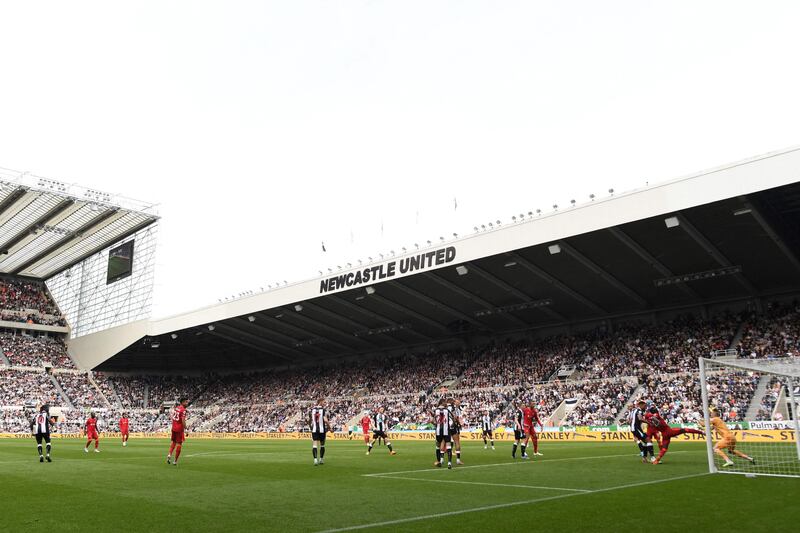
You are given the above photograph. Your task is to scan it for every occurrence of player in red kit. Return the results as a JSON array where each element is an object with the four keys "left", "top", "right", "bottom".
[
  {"left": 360, "top": 413, "right": 371, "bottom": 444},
  {"left": 645, "top": 406, "right": 704, "bottom": 464},
  {"left": 167, "top": 397, "right": 189, "bottom": 466},
  {"left": 84, "top": 412, "right": 100, "bottom": 453},
  {"left": 523, "top": 401, "right": 543, "bottom": 457},
  {"left": 119, "top": 413, "right": 130, "bottom": 447}
]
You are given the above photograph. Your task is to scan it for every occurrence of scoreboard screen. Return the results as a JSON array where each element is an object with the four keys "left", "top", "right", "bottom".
[{"left": 107, "top": 240, "right": 135, "bottom": 284}]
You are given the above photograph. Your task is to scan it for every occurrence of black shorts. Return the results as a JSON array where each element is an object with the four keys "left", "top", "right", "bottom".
[
  {"left": 311, "top": 432, "right": 326, "bottom": 443},
  {"left": 482, "top": 429, "right": 493, "bottom": 437},
  {"left": 632, "top": 427, "right": 647, "bottom": 441},
  {"left": 450, "top": 426, "right": 461, "bottom": 436},
  {"left": 373, "top": 430, "right": 387, "bottom": 439},
  {"left": 35, "top": 432, "right": 51, "bottom": 445},
  {"left": 514, "top": 429, "right": 526, "bottom": 441},
  {"left": 436, "top": 434, "right": 451, "bottom": 445}
]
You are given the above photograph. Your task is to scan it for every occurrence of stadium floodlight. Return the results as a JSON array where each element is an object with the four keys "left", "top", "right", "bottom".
[
  {"left": 570, "top": 199, "right": 576, "bottom": 207},
  {"left": 439, "top": 237, "right": 444, "bottom": 242},
  {"left": 488, "top": 223, "right": 493, "bottom": 228},
  {"left": 347, "top": 263, "right": 352, "bottom": 268},
  {"left": 590, "top": 194, "right": 595, "bottom": 200},
  {"left": 552, "top": 204, "right": 558, "bottom": 211},
  {"left": 294, "top": 304, "right": 303, "bottom": 312},
  {"left": 504, "top": 261, "right": 517, "bottom": 267},
  {"left": 733, "top": 208, "right": 752, "bottom": 216},
  {"left": 608, "top": 188, "right": 614, "bottom": 195},
  {"left": 548, "top": 244, "right": 561, "bottom": 255},
  {"left": 455, "top": 265, "right": 468, "bottom": 276},
  {"left": 426, "top": 240, "right": 431, "bottom": 246},
  {"left": 452, "top": 233, "right": 458, "bottom": 237},
  {"left": 495, "top": 220, "right": 501, "bottom": 225},
  {"left": 318, "top": 271, "right": 323, "bottom": 276},
  {"left": 664, "top": 216, "right": 680, "bottom": 228},
  {"left": 170, "top": 333, "right": 178, "bottom": 339},
  {"left": 207, "top": 325, "right": 215, "bottom": 331},
  {"left": 151, "top": 341, "right": 160, "bottom": 348},
  {"left": 474, "top": 226, "right": 479, "bottom": 231},
  {"left": 699, "top": 357, "right": 800, "bottom": 478},
  {"left": 414, "top": 243, "right": 419, "bottom": 249},
  {"left": 480, "top": 225, "right": 486, "bottom": 230},
  {"left": 248, "top": 316, "right": 256, "bottom": 322},
  {"left": 401, "top": 247, "right": 406, "bottom": 252},
  {"left": 368, "top": 256, "right": 373, "bottom": 262},
  {"left": 536, "top": 209, "right": 541, "bottom": 215},
  {"left": 365, "top": 286, "right": 376, "bottom": 295}
]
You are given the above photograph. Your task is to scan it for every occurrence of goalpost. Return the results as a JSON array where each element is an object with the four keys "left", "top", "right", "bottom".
[{"left": 698, "top": 357, "right": 800, "bottom": 478}]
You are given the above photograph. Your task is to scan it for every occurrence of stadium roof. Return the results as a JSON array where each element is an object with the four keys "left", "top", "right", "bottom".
[
  {"left": 88, "top": 146, "right": 800, "bottom": 373},
  {"left": 0, "top": 168, "right": 158, "bottom": 279}
]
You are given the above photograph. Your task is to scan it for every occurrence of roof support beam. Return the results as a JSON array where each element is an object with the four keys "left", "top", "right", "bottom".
[
  {"left": 465, "top": 264, "right": 567, "bottom": 322},
  {"left": 277, "top": 307, "right": 371, "bottom": 350},
  {"left": 0, "top": 187, "right": 28, "bottom": 219},
  {"left": 607, "top": 227, "right": 701, "bottom": 300},
  {"left": 206, "top": 328, "right": 292, "bottom": 362},
  {"left": 300, "top": 302, "right": 385, "bottom": 348},
  {"left": 0, "top": 198, "right": 75, "bottom": 254},
  {"left": 231, "top": 316, "right": 337, "bottom": 358},
  {"left": 675, "top": 214, "right": 758, "bottom": 295},
  {"left": 305, "top": 300, "right": 420, "bottom": 344},
  {"left": 559, "top": 241, "right": 648, "bottom": 308},
  {"left": 328, "top": 294, "right": 434, "bottom": 342},
  {"left": 212, "top": 323, "right": 300, "bottom": 361},
  {"left": 506, "top": 252, "right": 607, "bottom": 314},
  {"left": 739, "top": 195, "right": 800, "bottom": 274},
  {"left": 391, "top": 281, "right": 490, "bottom": 331},
  {"left": 11, "top": 208, "right": 119, "bottom": 275},
  {"left": 253, "top": 312, "right": 354, "bottom": 353},
  {"left": 370, "top": 294, "right": 450, "bottom": 334},
  {"left": 423, "top": 272, "right": 530, "bottom": 328}
]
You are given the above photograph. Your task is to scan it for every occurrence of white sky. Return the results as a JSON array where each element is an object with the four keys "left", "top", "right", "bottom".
[{"left": 1, "top": 1, "right": 798, "bottom": 318}]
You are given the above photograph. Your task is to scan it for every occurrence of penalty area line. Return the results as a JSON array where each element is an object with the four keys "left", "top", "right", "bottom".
[
  {"left": 362, "top": 450, "right": 691, "bottom": 477},
  {"left": 317, "top": 472, "right": 710, "bottom": 532},
  {"left": 370, "top": 475, "right": 591, "bottom": 492}
]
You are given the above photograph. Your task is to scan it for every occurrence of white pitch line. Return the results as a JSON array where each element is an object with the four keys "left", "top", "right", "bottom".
[
  {"left": 317, "top": 472, "right": 710, "bottom": 532},
  {"left": 372, "top": 476, "right": 591, "bottom": 492},
  {"left": 362, "top": 451, "right": 691, "bottom": 477}
]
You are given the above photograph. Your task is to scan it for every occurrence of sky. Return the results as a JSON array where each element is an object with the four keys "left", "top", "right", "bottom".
[{"left": 0, "top": 1, "right": 798, "bottom": 318}]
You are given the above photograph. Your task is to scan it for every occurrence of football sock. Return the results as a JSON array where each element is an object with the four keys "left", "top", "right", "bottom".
[
  {"left": 169, "top": 442, "right": 176, "bottom": 456},
  {"left": 312, "top": 445, "right": 318, "bottom": 459},
  {"left": 447, "top": 449, "right": 452, "bottom": 462},
  {"left": 387, "top": 443, "right": 393, "bottom": 452},
  {"left": 320, "top": 446, "right": 325, "bottom": 459},
  {"left": 521, "top": 445, "right": 527, "bottom": 456},
  {"left": 37, "top": 444, "right": 42, "bottom": 457},
  {"left": 174, "top": 445, "right": 182, "bottom": 462},
  {"left": 637, "top": 442, "right": 644, "bottom": 454},
  {"left": 436, "top": 448, "right": 442, "bottom": 462},
  {"left": 512, "top": 443, "right": 518, "bottom": 457},
  {"left": 46, "top": 443, "right": 51, "bottom": 456}
]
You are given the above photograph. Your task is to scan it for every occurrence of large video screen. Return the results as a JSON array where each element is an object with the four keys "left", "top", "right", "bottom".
[{"left": 107, "top": 240, "right": 134, "bottom": 284}]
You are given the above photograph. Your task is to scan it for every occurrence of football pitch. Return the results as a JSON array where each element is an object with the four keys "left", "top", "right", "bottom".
[{"left": 2, "top": 438, "right": 798, "bottom": 532}]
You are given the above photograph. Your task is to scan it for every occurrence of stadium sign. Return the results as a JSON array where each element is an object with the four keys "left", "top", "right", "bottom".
[{"left": 319, "top": 246, "right": 457, "bottom": 294}]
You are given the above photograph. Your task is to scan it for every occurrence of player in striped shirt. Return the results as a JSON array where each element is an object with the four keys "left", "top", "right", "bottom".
[
  {"left": 432, "top": 400, "right": 453, "bottom": 469},
  {"left": 309, "top": 399, "right": 329, "bottom": 466},
  {"left": 481, "top": 409, "right": 495, "bottom": 450},
  {"left": 448, "top": 399, "right": 464, "bottom": 465},
  {"left": 366, "top": 407, "right": 396, "bottom": 455},
  {"left": 31, "top": 404, "right": 56, "bottom": 463},
  {"left": 511, "top": 403, "right": 527, "bottom": 459}
]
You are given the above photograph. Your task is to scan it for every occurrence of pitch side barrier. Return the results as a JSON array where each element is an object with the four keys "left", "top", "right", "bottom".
[{"left": 1, "top": 430, "right": 795, "bottom": 443}]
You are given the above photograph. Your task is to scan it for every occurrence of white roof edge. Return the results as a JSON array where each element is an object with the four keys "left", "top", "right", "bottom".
[{"left": 146, "top": 145, "right": 800, "bottom": 336}]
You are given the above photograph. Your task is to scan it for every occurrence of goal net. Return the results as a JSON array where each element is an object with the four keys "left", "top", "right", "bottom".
[{"left": 698, "top": 357, "right": 800, "bottom": 478}]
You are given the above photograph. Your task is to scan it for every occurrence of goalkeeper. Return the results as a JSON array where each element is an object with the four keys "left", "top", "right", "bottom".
[{"left": 699, "top": 408, "right": 756, "bottom": 468}]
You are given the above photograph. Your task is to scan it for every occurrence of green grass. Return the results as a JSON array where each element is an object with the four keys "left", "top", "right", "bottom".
[{"left": 2, "top": 438, "right": 798, "bottom": 532}]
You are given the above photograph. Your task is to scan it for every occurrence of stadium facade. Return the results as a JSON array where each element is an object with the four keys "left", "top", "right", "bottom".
[{"left": 60, "top": 146, "right": 800, "bottom": 373}]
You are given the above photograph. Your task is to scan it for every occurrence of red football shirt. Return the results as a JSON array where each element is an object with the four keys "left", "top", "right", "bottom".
[
  {"left": 119, "top": 418, "right": 129, "bottom": 432},
  {"left": 171, "top": 405, "right": 187, "bottom": 432},
  {"left": 85, "top": 418, "right": 98, "bottom": 433},
  {"left": 645, "top": 412, "right": 669, "bottom": 432},
  {"left": 360, "top": 416, "right": 371, "bottom": 429},
  {"left": 522, "top": 407, "right": 534, "bottom": 428}
]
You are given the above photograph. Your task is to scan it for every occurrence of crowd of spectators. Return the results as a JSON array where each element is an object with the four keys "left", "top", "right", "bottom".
[
  {"left": 2, "top": 306, "right": 798, "bottom": 433},
  {"left": 0, "top": 333, "right": 74, "bottom": 368},
  {"left": 738, "top": 303, "right": 800, "bottom": 359},
  {"left": 756, "top": 376, "right": 783, "bottom": 421},
  {"left": 0, "top": 278, "right": 61, "bottom": 316}
]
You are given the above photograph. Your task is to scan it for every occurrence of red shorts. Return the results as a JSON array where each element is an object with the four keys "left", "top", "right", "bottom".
[
  {"left": 362, "top": 427, "right": 370, "bottom": 434},
  {"left": 171, "top": 430, "right": 185, "bottom": 444},
  {"left": 121, "top": 431, "right": 129, "bottom": 436},
  {"left": 87, "top": 431, "right": 99, "bottom": 440},
  {"left": 524, "top": 426, "right": 535, "bottom": 436}
]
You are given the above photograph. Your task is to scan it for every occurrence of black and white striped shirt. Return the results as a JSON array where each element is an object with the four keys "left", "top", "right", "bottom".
[
  {"left": 481, "top": 414, "right": 492, "bottom": 431},
  {"left": 31, "top": 411, "right": 52, "bottom": 434},
  {"left": 434, "top": 408, "right": 452, "bottom": 437},
  {"left": 514, "top": 408, "right": 524, "bottom": 430},
  {"left": 630, "top": 408, "right": 644, "bottom": 432},
  {"left": 310, "top": 406, "right": 326, "bottom": 433},
  {"left": 374, "top": 413, "right": 387, "bottom": 432}
]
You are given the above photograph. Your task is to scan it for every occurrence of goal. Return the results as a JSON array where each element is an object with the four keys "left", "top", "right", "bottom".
[{"left": 698, "top": 356, "right": 800, "bottom": 478}]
